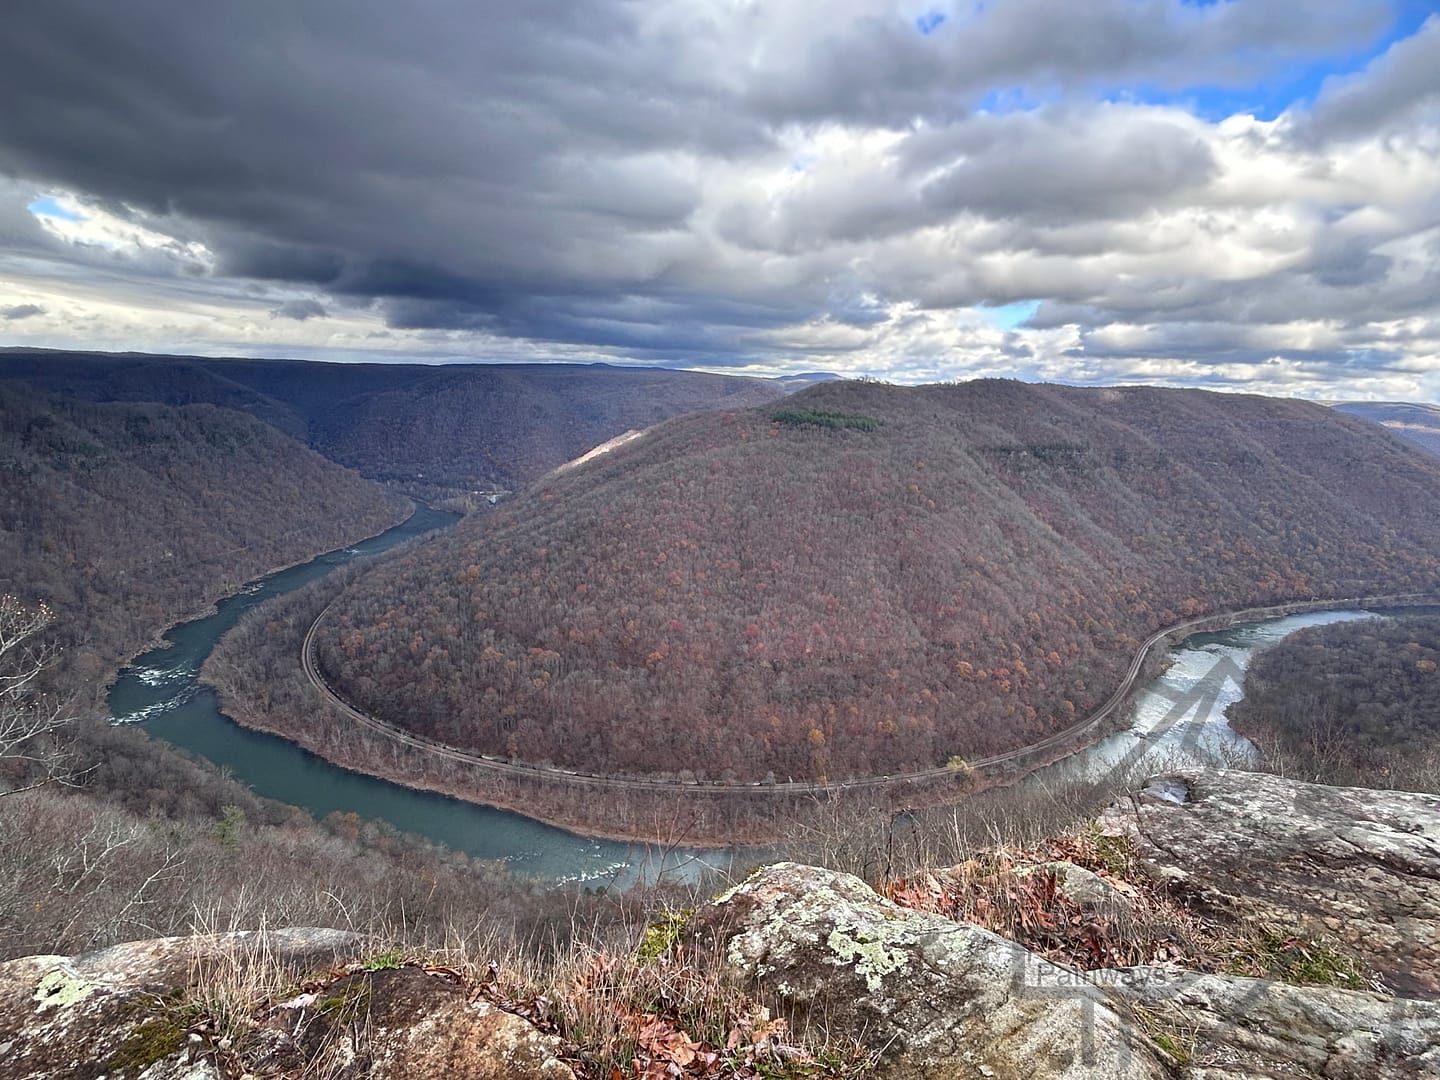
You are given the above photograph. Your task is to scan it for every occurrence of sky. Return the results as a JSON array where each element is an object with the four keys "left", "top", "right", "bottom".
[{"left": 1, "top": 0, "right": 1439, "bottom": 400}]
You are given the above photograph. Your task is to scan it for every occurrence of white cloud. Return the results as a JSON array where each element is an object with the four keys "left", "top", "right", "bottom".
[{"left": 0, "top": 2, "right": 1437, "bottom": 401}]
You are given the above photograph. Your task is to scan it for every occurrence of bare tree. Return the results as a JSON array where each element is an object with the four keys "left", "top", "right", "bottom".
[{"left": 0, "top": 595, "right": 71, "bottom": 795}]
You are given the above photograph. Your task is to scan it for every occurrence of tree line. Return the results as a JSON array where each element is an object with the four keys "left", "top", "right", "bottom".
[{"left": 1229, "top": 613, "right": 1440, "bottom": 790}]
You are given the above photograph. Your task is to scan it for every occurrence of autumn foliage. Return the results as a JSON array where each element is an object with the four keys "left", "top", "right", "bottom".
[
  {"left": 0, "top": 384, "right": 407, "bottom": 701},
  {"left": 316, "top": 380, "right": 1440, "bottom": 782},
  {"left": 1229, "top": 613, "right": 1440, "bottom": 779}
]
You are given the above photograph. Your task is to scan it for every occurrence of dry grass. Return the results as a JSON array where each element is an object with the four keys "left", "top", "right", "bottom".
[
  {"left": 877, "top": 816, "right": 1370, "bottom": 993},
  {"left": 147, "top": 899, "right": 872, "bottom": 1080},
  {"left": 399, "top": 905, "right": 875, "bottom": 1079},
  {"left": 773, "top": 752, "right": 1171, "bottom": 884}
]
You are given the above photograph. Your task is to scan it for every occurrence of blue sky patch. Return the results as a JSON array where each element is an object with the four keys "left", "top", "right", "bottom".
[
  {"left": 28, "top": 195, "right": 84, "bottom": 222},
  {"left": 1117, "top": 4, "right": 1434, "bottom": 122},
  {"left": 915, "top": 10, "right": 946, "bottom": 36},
  {"left": 980, "top": 300, "right": 1039, "bottom": 331}
]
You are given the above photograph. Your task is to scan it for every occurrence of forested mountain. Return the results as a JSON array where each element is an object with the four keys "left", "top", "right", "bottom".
[
  {"left": 1230, "top": 614, "right": 1440, "bottom": 787},
  {"left": 0, "top": 385, "right": 407, "bottom": 701},
  {"left": 315, "top": 381, "right": 1440, "bottom": 783},
  {"left": 0, "top": 348, "right": 783, "bottom": 496},
  {"left": 1331, "top": 401, "right": 1440, "bottom": 460}
]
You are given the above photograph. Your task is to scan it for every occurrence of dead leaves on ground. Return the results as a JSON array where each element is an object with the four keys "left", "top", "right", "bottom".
[
  {"left": 613, "top": 984, "right": 853, "bottom": 1079},
  {"left": 879, "top": 835, "right": 1207, "bottom": 974},
  {"left": 479, "top": 948, "right": 862, "bottom": 1079},
  {"left": 593, "top": 1000, "right": 845, "bottom": 1079}
]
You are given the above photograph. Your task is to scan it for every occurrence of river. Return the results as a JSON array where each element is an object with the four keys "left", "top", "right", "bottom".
[
  {"left": 108, "top": 507, "right": 1424, "bottom": 879},
  {"left": 1018, "top": 608, "right": 1402, "bottom": 793},
  {"left": 107, "top": 506, "right": 726, "bottom": 885}
]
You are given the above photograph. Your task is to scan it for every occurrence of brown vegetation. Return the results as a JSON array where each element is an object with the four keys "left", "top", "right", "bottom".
[
  {"left": 0, "top": 348, "right": 783, "bottom": 498},
  {"left": 0, "top": 384, "right": 408, "bottom": 704},
  {"left": 314, "top": 380, "right": 1440, "bottom": 783},
  {"left": 1230, "top": 613, "right": 1440, "bottom": 791}
]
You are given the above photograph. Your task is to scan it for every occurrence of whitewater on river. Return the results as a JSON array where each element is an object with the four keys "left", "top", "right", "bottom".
[{"left": 108, "top": 506, "right": 1418, "bottom": 883}]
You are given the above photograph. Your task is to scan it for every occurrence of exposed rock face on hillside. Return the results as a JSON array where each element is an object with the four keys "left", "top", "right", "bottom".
[
  {"left": 0, "top": 929, "right": 571, "bottom": 1080},
  {"left": 1100, "top": 770, "right": 1440, "bottom": 998}
]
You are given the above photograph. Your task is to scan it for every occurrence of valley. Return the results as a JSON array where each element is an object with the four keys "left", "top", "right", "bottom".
[
  {"left": 0, "top": 348, "right": 783, "bottom": 501},
  {"left": 7, "top": 363, "right": 1440, "bottom": 1077},
  {"left": 0, "top": 383, "right": 409, "bottom": 708},
  {"left": 10, "top": 10, "right": 1440, "bottom": 1072}
]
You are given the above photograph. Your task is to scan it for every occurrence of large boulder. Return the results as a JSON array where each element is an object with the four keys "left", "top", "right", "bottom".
[
  {"left": 686, "top": 860, "right": 1440, "bottom": 1080},
  {"left": 251, "top": 966, "right": 573, "bottom": 1079},
  {"left": 0, "top": 929, "right": 571, "bottom": 1080},
  {"left": 686, "top": 861, "right": 1177, "bottom": 1079},
  {"left": 1100, "top": 770, "right": 1440, "bottom": 997},
  {"left": 0, "top": 928, "right": 358, "bottom": 1080}
]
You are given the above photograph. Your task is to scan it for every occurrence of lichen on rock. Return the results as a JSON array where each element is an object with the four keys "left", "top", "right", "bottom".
[
  {"left": 32, "top": 966, "right": 97, "bottom": 1013},
  {"left": 687, "top": 861, "right": 1176, "bottom": 1080},
  {"left": 1101, "top": 769, "right": 1440, "bottom": 997}
]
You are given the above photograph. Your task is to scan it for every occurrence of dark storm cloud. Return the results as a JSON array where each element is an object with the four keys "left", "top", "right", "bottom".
[
  {"left": 1, "top": 304, "right": 44, "bottom": 320},
  {"left": 0, "top": 0, "right": 755, "bottom": 348},
  {"left": 0, "top": 0, "right": 1432, "bottom": 386},
  {"left": 270, "top": 298, "right": 327, "bottom": 321},
  {"left": 384, "top": 283, "right": 815, "bottom": 363}
]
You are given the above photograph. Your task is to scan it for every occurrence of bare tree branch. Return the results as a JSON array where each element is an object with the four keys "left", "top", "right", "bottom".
[{"left": 0, "top": 595, "right": 72, "bottom": 795}]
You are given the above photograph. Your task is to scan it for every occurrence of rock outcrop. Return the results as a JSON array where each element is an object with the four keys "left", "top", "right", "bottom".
[
  {"left": 688, "top": 860, "right": 1440, "bottom": 1080},
  {"left": 0, "top": 928, "right": 358, "bottom": 1080},
  {"left": 0, "top": 929, "right": 572, "bottom": 1080},
  {"left": 687, "top": 862, "right": 1177, "bottom": 1080},
  {"left": 1112, "top": 966, "right": 1440, "bottom": 1079},
  {"left": 249, "top": 966, "right": 573, "bottom": 1079},
  {"left": 1100, "top": 770, "right": 1440, "bottom": 998},
  {"left": 3, "top": 770, "right": 1437, "bottom": 1080}
]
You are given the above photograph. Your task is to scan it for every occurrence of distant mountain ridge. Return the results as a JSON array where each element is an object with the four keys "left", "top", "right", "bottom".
[
  {"left": 313, "top": 380, "right": 1440, "bottom": 783},
  {"left": 0, "top": 384, "right": 407, "bottom": 702},
  {"left": 1330, "top": 401, "right": 1440, "bottom": 459},
  {"left": 0, "top": 348, "right": 784, "bottom": 497}
]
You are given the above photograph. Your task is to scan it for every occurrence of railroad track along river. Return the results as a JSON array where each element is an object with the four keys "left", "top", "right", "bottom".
[{"left": 300, "top": 591, "right": 1440, "bottom": 799}]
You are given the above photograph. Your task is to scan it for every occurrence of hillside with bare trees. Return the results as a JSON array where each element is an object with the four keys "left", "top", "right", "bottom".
[
  {"left": 0, "top": 385, "right": 407, "bottom": 701},
  {"left": 0, "top": 348, "right": 783, "bottom": 499},
  {"left": 315, "top": 381, "right": 1440, "bottom": 782}
]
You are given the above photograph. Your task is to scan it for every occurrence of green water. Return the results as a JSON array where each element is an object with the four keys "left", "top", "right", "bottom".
[
  {"left": 112, "top": 502, "right": 1426, "bottom": 877},
  {"left": 108, "top": 505, "right": 729, "bottom": 885}
]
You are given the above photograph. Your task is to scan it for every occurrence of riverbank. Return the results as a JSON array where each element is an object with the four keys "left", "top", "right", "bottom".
[
  {"left": 114, "top": 508, "right": 731, "bottom": 881},
  {"left": 60, "top": 495, "right": 411, "bottom": 719},
  {"left": 203, "top": 537, "right": 1440, "bottom": 844},
  {"left": 91, "top": 496, "right": 414, "bottom": 712}
]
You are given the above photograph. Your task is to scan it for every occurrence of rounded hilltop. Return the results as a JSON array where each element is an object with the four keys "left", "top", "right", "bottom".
[{"left": 314, "top": 379, "right": 1440, "bottom": 783}]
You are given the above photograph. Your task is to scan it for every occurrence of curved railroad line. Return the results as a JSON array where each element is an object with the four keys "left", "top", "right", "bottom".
[{"left": 300, "top": 591, "right": 1440, "bottom": 798}]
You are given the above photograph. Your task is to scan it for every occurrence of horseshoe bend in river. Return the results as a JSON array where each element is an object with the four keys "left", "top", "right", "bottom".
[{"left": 107, "top": 505, "right": 1435, "bottom": 883}]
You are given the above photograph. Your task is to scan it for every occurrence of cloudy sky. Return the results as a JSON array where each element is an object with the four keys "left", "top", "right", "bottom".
[{"left": 1, "top": 1, "right": 1438, "bottom": 398}]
